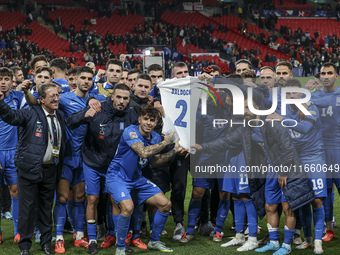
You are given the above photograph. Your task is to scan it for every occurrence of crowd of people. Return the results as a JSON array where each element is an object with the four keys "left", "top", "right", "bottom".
[
  {"left": 0, "top": 50, "right": 339, "bottom": 255},
  {"left": 4, "top": 0, "right": 340, "bottom": 80}
]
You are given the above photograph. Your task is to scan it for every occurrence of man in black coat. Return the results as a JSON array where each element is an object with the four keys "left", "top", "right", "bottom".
[
  {"left": 66, "top": 84, "right": 138, "bottom": 253},
  {"left": 0, "top": 83, "right": 66, "bottom": 255}
]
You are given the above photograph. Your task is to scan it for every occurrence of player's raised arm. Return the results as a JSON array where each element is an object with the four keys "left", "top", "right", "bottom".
[{"left": 130, "top": 131, "right": 175, "bottom": 159}]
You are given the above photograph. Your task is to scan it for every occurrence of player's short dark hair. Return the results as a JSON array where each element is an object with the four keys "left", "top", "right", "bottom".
[
  {"left": 284, "top": 78, "right": 301, "bottom": 88},
  {"left": 114, "top": 83, "right": 130, "bottom": 93},
  {"left": 140, "top": 105, "right": 159, "bottom": 119},
  {"left": 241, "top": 70, "right": 256, "bottom": 83},
  {"left": 276, "top": 61, "right": 293, "bottom": 71},
  {"left": 314, "top": 72, "right": 320, "bottom": 79},
  {"left": 209, "top": 65, "right": 221, "bottom": 76},
  {"left": 50, "top": 58, "right": 68, "bottom": 72},
  {"left": 235, "top": 59, "right": 252, "bottom": 70},
  {"left": 35, "top": 66, "right": 53, "bottom": 78},
  {"left": 173, "top": 62, "right": 187, "bottom": 69},
  {"left": 122, "top": 68, "right": 129, "bottom": 72},
  {"left": 76, "top": 66, "right": 94, "bottom": 77},
  {"left": 10, "top": 66, "right": 22, "bottom": 75},
  {"left": 29, "top": 55, "right": 48, "bottom": 71},
  {"left": 38, "top": 83, "right": 57, "bottom": 98},
  {"left": 136, "top": 73, "right": 152, "bottom": 86},
  {"left": 321, "top": 62, "right": 337, "bottom": 72},
  {"left": 106, "top": 58, "right": 123, "bottom": 71},
  {"left": 0, "top": 67, "right": 13, "bottom": 79},
  {"left": 147, "top": 64, "right": 163, "bottom": 74},
  {"left": 67, "top": 66, "right": 79, "bottom": 76},
  {"left": 128, "top": 68, "right": 142, "bottom": 77}
]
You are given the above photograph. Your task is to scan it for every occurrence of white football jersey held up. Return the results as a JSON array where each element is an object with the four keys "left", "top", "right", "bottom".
[{"left": 158, "top": 77, "right": 204, "bottom": 153}]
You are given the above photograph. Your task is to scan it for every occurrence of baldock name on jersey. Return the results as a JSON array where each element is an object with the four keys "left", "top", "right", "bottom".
[{"left": 171, "top": 89, "right": 191, "bottom": 96}]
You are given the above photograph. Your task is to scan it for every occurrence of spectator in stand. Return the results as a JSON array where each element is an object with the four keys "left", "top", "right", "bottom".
[
  {"left": 0, "top": 39, "right": 6, "bottom": 50},
  {"left": 56, "top": 16, "right": 62, "bottom": 33},
  {"left": 90, "top": 17, "right": 97, "bottom": 26},
  {"left": 120, "top": 54, "right": 131, "bottom": 70},
  {"left": 270, "top": 54, "right": 276, "bottom": 63},
  {"left": 53, "top": 21, "right": 60, "bottom": 35},
  {"left": 83, "top": 18, "right": 89, "bottom": 26},
  {"left": 70, "top": 55, "right": 76, "bottom": 65},
  {"left": 69, "top": 43, "right": 75, "bottom": 54}
]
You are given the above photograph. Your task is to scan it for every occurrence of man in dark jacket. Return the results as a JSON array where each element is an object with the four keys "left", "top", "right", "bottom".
[
  {"left": 67, "top": 84, "right": 138, "bottom": 253},
  {"left": 0, "top": 83, "right": 66, "bottom": 255},
  {"left": 193, "top": 90, "right": 314, "bottom": 255}
]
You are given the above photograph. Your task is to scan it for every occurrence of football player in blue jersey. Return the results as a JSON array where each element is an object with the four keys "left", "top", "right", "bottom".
[
  {"left": 29, "top": 55, "right": 48, "bottom": 76},
  {"left": 312, "top": 62, "right": 340, "bottom": 243},
  {"left": 193, "top": 89, "right": 314, "bottom": 255},
  {"left": 21, "top": 66, "right": 53, "bottom": 108},
  {"left": 259, "top": 66, "right": 276, "bottom": 92},
  {"left": 106, "top": 105, "right": 185, "bottom": 255},
  {"left": 67, "top": 67, "right": 78, "bottom": 91},
  {"left": 179, "top": 92, "right": 231, "bottom": 245},
  {"left": 67, "top": 83, "right": 139, "bottom": 254},
  {"left": 52, "top": 66, "right": 105, "bottom": 253},
  {"left": 50, "top": 58, "right": 70, "bottom": 93},
  {"left": 0, "top": 67, "right": 25, "bottom": 244},
  {"left": 127, "top": 68, "right": 142, "bottom": 94},
  {"left": 95, "top": 59, "right": 123, "bottom": 97},
  {"left": 267, "top": 79, "right": 326, "bottom": 254}
]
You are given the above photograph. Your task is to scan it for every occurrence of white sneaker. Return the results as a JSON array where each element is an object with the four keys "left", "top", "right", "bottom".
[
  {"left": 221, "top": 235, "right": 245, "bottom": 247},
  {"left": 237, "top": 240, "right": 258, "bottom": 251},
  {"left": 293, "top": 234, "right": 303, "bottom": 245},
  {"left": 172, "top": 223, "right": 185, "bottom": 241},
  {"left": 295, "top": 240, "right": 313, "bottom": 250},
  {"left": 314, "top": 240, "right": 323, "bottom": 254}
]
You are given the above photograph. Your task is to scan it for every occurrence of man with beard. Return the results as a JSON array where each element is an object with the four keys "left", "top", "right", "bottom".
[
  {"left": 10, "top": 66, "right": 24, "bottom": 89},
  {"left": 67, "top": 84, "right": 138, "bottom": 254},
  {"left": 312, "top": 62, "right": 340, "bottom": 243}
]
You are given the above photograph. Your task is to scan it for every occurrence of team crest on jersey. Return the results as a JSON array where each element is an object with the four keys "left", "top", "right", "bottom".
[
  {"left": 138, "top": 157, "right": 148, "bottom": 166},
  {"left": 121, "top": 192, "right": 125, "bottom": 197},
  {"left": 130, "top": 132, "right": 137, "bottom": 139},
  {"left": 35, "top": 123, "right": 43, "bottom": 137},
  {"left": 336, "top": 96, "right": 340, "bottom": 106},
  {"left": 99, "top": 126, "right": 105, "bottom": 139}
]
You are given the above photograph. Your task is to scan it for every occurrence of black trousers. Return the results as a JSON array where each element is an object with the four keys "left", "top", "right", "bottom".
[
  {"left": 170, "top": 156, "right": 189, "bottom": 224},
  {"left": 1, "top": 183, "right": 11, "bottom": 212},
  {"left": 18, "top": 165, "right": 57, "bottom": 251}
]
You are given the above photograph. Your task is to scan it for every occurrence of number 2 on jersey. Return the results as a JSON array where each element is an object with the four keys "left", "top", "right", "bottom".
[{"left": 174, "top": 100, "right": 187, "bottom": 128}]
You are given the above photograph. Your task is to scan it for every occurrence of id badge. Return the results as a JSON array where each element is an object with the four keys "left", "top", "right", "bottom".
[{"left": 52, "top": 145, "right": 60, "bottom": 157}]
